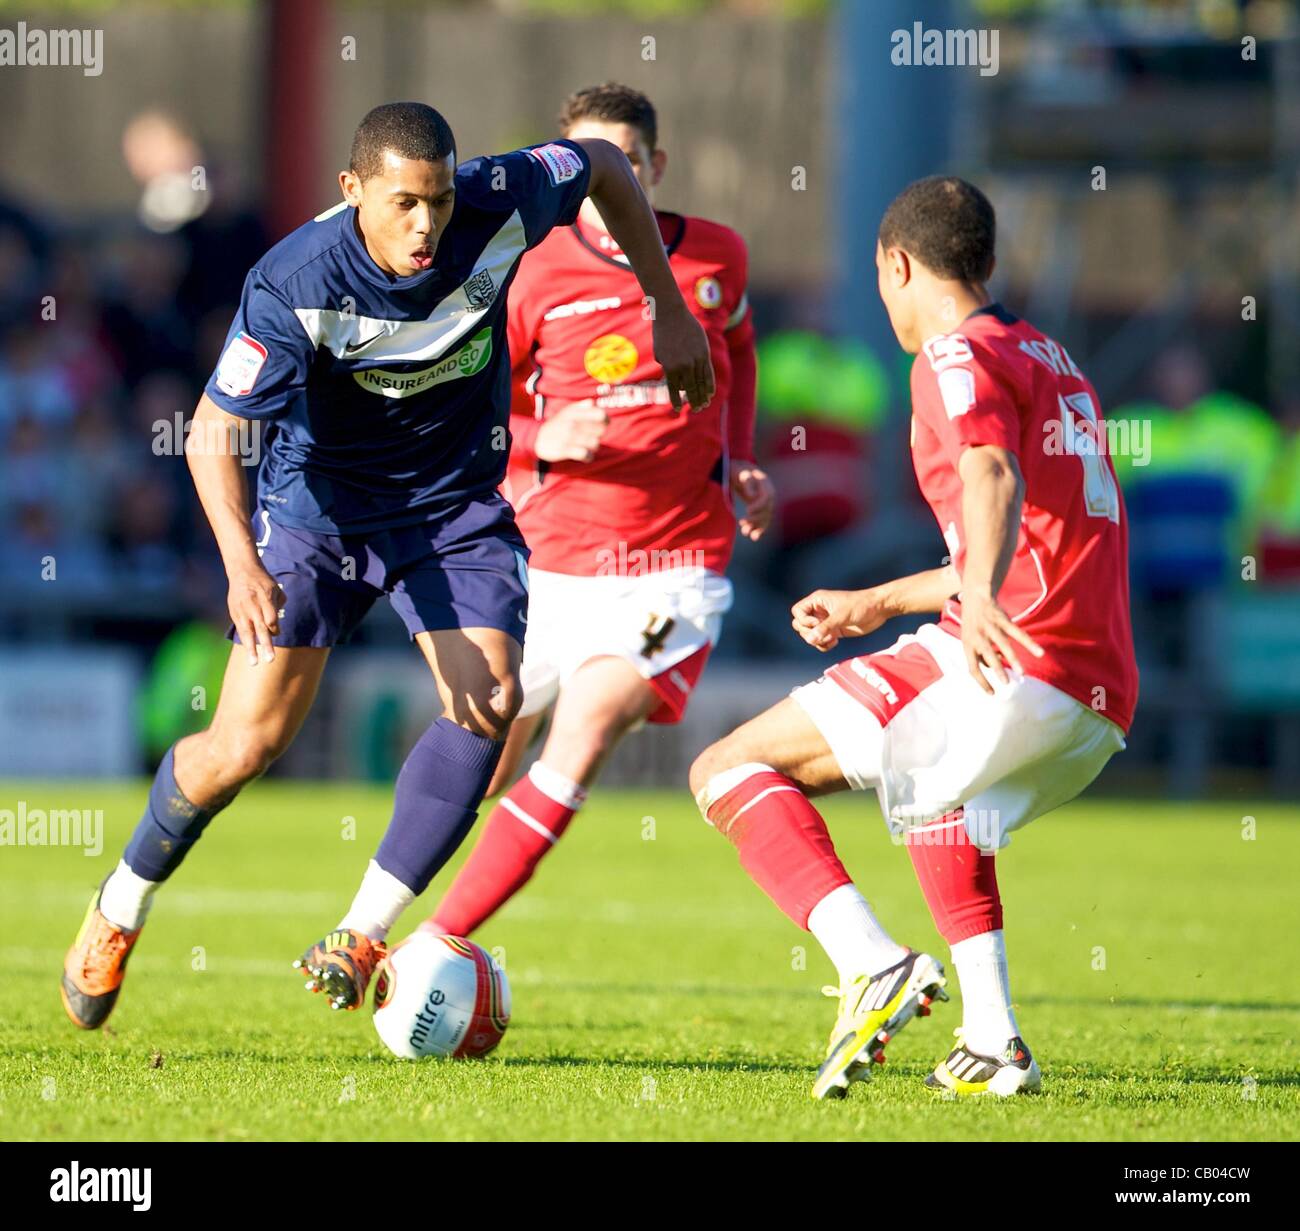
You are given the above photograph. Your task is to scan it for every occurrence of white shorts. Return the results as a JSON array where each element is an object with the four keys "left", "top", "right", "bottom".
[
  {"left": 792, "top": 622, "right": 1126, "bottom": 850},
  {"left": 517, "top": 566, "right": 733, "bottom": 724}
]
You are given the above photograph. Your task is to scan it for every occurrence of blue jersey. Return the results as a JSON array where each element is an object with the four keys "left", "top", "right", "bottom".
[{"left": 204, "top": 140, "right": 591, "bottom": 534}]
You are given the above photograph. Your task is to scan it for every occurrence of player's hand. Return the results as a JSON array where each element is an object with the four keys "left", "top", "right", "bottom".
[
  {"left": 227, "top": 561, "right": 283, "bottom": 666},
  {"left": 957, "top": 585, "right": 1044, "bottom": 694},
  {"left": 652, "top": 301, "right": 715, "bottom": 413},
  {"left": 730, "top": 461, "right": 774, "bottom": 541},
  {"left": 534, "top": 399, "right": 609, "bottom": 463},
  {"left": 791, "top": 588, "right": 891, "bottom": 652}
]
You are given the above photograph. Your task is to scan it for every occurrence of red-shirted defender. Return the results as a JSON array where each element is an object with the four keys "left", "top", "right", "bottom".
[
  {"left": 690, "top": 176, "right": 1138, "bottom": 1100},
  {"left": 418, "top": 84, "right": 772, "bottom": 942}
]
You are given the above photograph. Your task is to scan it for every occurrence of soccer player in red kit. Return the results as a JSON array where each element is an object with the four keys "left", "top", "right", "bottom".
[
  {"left": 420, "top": 84, "right": 772, "bottom": 941},
  {"left": 691, "top": 176, "right": 1138, "bottom": 1099}
]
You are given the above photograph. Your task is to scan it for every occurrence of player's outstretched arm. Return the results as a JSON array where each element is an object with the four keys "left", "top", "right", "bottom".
[
  {"left": 575, "top": 137, "right": 714, "bottom": 413},
  {"left": 186, "top": 393, "right": 282, "bottom": 665},
  {"left": 792, "top": 565, "right": 960, "bottom": 651},
  {"left": 956, "top": 444, "right": 1043, "bottom": 691}
]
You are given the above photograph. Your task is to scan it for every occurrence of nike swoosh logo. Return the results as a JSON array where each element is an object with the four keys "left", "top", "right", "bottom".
[{"left": 343, "top": 338, "right": 381, "bottom": 355}]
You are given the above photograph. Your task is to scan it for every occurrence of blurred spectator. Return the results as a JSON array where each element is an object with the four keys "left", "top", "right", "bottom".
[
  {"left": 2, "top": 413, "right": 74, "bottom": 511},
  {"left": 0, "top": 192, "right": 48, "bottom": 331},
  {"left": 108, "top": 476, "right": 184, "bottom": 593},
  {"left": 68, "top": 399, "right": 135, "bottom": 539},
  {"left": 0, "top": 324, "right": 78, "bottom": 435},
  {"left": 0, "top": 500, "right": 113, "bottom": 598},
  {"left": 757, "top": 330, "right": 889, "bottom": 547},
  {"left": 121, "top": 110, "right": 208, "bottom": 234},
  {"left": 121, "top": 108, "right": 266, "bottom": 325},
  {"left": 1111, "top": 343, "right": 1279, "bottom": 558},
  {"left": 100, "top": 231, "right": 194, "bottom": 386},
  {"left": 45, "top": 240, "right": 119, "bottom": 404},
  {"left": 177, "top": 159, "right": 267, "bottom": 325},
  {"left": 1255, "top": 396, "right": 1300, "bottom": 580}
]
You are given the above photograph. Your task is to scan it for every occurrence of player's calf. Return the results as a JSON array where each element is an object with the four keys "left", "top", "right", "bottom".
[
  {"left": 903, "top": 816, "right": 1035, "bottom": 1094},
  {"left": 298, "top": 713, "right": 510, "bottom": 1011},
  {"left": 61, "top": 647, "right": 326, "bottom": 1029},
  {"left": 426, "top": 761, "right": 587, "bottom": 938}
]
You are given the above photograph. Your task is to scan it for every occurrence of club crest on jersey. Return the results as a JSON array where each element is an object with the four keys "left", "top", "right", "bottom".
[
  {"left": 584, "top": 333, "right": 639, "bottom": 384},
  {"left": 463, "top": 268, "right": 497, "bottom": 311},
  {"left": 215, "top": 331, "right": 268, "bottom": 397},
  {"left": 353, "top": 327, "right": 493, "bottom": 399},
  {"left": 694, "top": 275, "right": 723, "bottom": 310},
  {"left": 528, "top": 142, "right": 584, "bottom": 186}
]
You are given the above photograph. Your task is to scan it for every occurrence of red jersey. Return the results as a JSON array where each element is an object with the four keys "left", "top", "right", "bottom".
[
  {"left": 503, "top": 211, "right": 755, "bottom": 575},
  {"left": 910, "top": 304, "right": 1138, "bottom": 732}
]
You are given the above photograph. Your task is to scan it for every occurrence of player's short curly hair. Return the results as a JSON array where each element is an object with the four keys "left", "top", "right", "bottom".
[
  {"left": 878, "top": 176, "right": 996, "bottom": 283},
  {"left": 557, "top": 82, "right": 657, "bottom": 151},
  {"left": 350, "top": 102, "right": 457, "bottom": 182}
]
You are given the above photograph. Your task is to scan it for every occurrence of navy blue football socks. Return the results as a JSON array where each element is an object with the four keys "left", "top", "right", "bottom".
[
  {"left": 123, "top": 744, "right": 228, "bottom": 882},
  {"left": 374, "top": 717, "right": 504, "bottom": 896}
]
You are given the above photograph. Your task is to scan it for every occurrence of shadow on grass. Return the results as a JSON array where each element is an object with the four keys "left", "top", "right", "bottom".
[
  {"left": 1021, "top": 994, "right": 1300, "bottom": 1014},
  {"left": 495, "top": 1054, "right": 810, "bottom": 1075},
  {"left": 1046, "top": 1064, "right": 1300, "bottom": 1089}
]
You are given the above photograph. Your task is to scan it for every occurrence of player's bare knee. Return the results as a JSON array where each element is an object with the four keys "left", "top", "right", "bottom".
[
  {"left": 217, "top": 727, "right": 291, "bottom": 786},
  {"left": 486, "top": 674, "right": 522, "bottom": 729},
  {"left": 688, "top": 739, "right": 732, "bottom": 801},
  {"left": 454, "top": 676, "right": 521, "bottom": 741}
]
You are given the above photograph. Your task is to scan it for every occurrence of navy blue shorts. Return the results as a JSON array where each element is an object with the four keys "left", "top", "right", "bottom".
[{"left": 230, "top": 496, "right": 530, "bottom": 648}]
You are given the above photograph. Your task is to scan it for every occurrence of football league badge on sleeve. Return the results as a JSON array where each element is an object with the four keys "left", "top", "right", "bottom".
[{"left": 215, "top": 331, "right": 268, "bottom": 397}]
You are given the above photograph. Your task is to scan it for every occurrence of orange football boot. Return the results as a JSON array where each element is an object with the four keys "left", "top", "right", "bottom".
[
  {"left": 293, "top": 928, "right": 387, "bottom": 1011},
  {"left": 61, "top": 886, "right": 143, "bottom": 1029}
]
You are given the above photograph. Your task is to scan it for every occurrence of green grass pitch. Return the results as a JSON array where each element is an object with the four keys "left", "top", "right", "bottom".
[{"left": 2, "top": 781, "right": 1296, "bottom": 1142}]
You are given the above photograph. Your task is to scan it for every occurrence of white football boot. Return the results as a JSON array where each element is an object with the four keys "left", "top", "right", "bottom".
[{"left": 925, "top": 1029, "right": 1042, "bottom": 1097}]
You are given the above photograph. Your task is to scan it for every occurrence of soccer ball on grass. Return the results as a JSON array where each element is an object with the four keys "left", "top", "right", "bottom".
[{"left": 372, "top": 932, "right": 510, "bottom": 1060}]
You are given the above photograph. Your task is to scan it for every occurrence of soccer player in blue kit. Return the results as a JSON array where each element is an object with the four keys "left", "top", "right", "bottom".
[{"left": 61, "top": 102, "right": 715, "bottom": 1028}]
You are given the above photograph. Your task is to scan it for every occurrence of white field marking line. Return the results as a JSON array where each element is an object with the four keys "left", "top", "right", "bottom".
[
  {"left": 7, "top": 948, "right": 298, "bottom": 978},
  {"left": 3, "top": 884, "right": 774, "bottom": 928},
  {"left": 3, "top": 886, "right": 341, "bottom": 916},
  {"left": 4, "top": 947, "right": 813, "bottom": 999}
]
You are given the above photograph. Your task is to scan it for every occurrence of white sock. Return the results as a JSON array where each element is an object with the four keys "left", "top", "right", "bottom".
[
  {"left": 951, "top": 929, "right": 1020, "bottom": 1054},
  {"left": 807, "top": 883, "right": 909, "bottom": 985},
  {"left": 529, "top": 760, "right": 588, "bottom": 810},
  {"left": 338, "top": 860, "right": 415, "bottom": 942},
  {"left": 98, "top": 860, "right": 159, "bottom": 931}
]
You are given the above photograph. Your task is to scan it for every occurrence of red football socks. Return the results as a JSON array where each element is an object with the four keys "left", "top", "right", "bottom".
[
  {"left": 904, "top": 810, "right": 1003, "bottom": 944},
  {"left": 702, "top": 765, "right": 851, "bottom": 929},
  {"left": 430, "top": 770, "right": 582, "bottom": 937}
]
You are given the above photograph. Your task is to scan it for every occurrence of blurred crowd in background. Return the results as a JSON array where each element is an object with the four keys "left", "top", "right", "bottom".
[
  {"left": 2, "top": 0, "right": 1298, "bottom": 785},
  {"left": 0, "top": 111, "right": 265, "bottom": 633},
  {"left": 4, "top": 111, "right": 1298, "bottom": 620}
]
